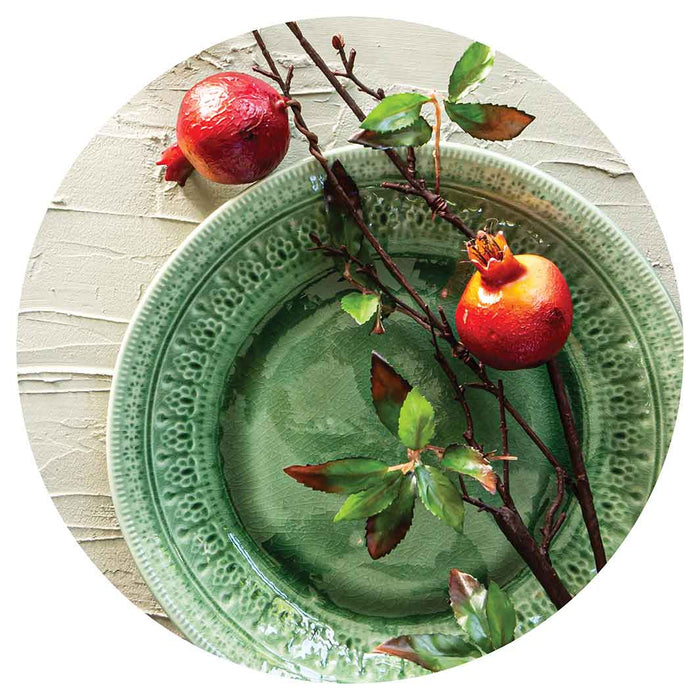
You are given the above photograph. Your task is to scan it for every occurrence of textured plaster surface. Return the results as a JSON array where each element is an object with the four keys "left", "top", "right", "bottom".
[{"left": 18, "top": 17, "right": 678, "bottom": 633}]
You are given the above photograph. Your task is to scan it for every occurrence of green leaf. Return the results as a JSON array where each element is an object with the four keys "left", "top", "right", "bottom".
[
  {"left": 442, "top": 444, "right": 496, "bottom": 495},
  {"left": 284, "top": 458, "right": 392, "bottom": 493},
  {"left": 360, "top": 93, "right": 430, "bottom": 132},
  {"left": 415, "top": 464, "right": 464, "bottom": 532},
  {"left": 366, "top": 474, "right": 416, "bottom": 559},
  {"left": 444, "top": 101, "right": 534, "bottom": 141},
  {"left": 398, "top": 388, "right": 436, "bottom": 449},
  {"left": 448, "top": 569, "right": 492, "bottom": 653},
  {"left": 485, "top": 582, "right": 517, "bottom": 649},
  {"left": 448, "top": 42, "right": 495, "bottom": 101},
  {"left": 323, "top": 160, "right": 370, "bottom": 263},
  {"left": 373, "top": 634, "right": 480, "bottom": 672},
  {"left": 370, "top": 352, "right": 412, "bottom": 437},
  {"left": 349, "top": 117, "right": 432, "bottom": 149},
  {"left": 341, "top": 293, "right": 379, "bottom": 325},
  {"left": 333, "top": 474, "right": 402, "bottom": 521}
]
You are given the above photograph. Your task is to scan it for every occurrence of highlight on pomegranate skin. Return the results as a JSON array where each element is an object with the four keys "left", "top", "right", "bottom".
[
  {"left": 455, "top": 231, "right": 573, "bottom": 371},
  {"left": 158, "top": 72, "right": 291, "bottom": 186}
]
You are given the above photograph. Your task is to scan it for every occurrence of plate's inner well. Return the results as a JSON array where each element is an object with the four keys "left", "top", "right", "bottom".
[{"left": 220, "top": 253, "right": 578, "bottom": 620}]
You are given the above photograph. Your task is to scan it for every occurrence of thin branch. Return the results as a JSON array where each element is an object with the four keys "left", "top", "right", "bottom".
[
  {"left": 459, "top": 475, "right": 498, "bottom": 514},
  {"left": 307, "top": 234, "right": 432, "bottom": 329},
  {"left": 496, "top": 380, "right": 514, "bottom": 507},
  {"left": 429, "top": 95, "right": 442, "bottom": 196},
  {"left": 427, "top": 310, "right": 477, "bottom": 448},
  {"left": 253, "top": 29, "right": 442, "bottom": 330},
  {"left": 285, "top": 21, "right": 475, "bottom": 239},
  {"left": 332, "top": 35, "right": 385, "bottom": 101},
  {"left": 547, "top": 357, "right": 606, "bottom": 570},
  {"left": 407, "top": 147, "right": 416, "bottom": 178}
]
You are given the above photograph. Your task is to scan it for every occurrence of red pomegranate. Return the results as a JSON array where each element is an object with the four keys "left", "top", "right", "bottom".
[
  {"left": 158, "top": 72, "right": 290, "bottom": 186},
  {"left": 455, "top": 231, "right": 573, "bottom": 370}
]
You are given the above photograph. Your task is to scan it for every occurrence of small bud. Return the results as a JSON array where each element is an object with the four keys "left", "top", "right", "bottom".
[
  {"left": 371, "top": 312, "right": 386, "bottom": 335},
  {"left": 332, "top": 34, "right": 345, "bottom": 50}
]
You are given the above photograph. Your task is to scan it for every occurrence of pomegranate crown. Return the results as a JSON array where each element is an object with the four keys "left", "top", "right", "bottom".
[{"left": 467, "top": 231, "right": 524, "bottom": 284}]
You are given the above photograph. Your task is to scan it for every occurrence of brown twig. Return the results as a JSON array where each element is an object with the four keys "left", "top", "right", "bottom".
[
  {"left": 429, "top": 95, "right": 442, "bottom": 197},
  {"left": 496, "top": 380, "right": 514, "bottom": 507},
  {"left": 331, "top": 34, "right": 385, "bottom": 101},
  {"left": 427, "top": 310, "right": 477, "bottom": 448},
  {"left": 253, "top": 30, "right": 443, "bottom": 331},
  {"left": 459, "top": 475, "right": 498, "bottom": 514},
  {"left": 307, "top": 234, "right": 432, "bottom": 331},
  {"left": 547, "top": 358, "right": 606, "bottom": 570},
  {"left": 490, "top": 506, "right": 572, "bottom": 609},
  {"left": 285, "top": 21, "right": 475, "bottom": 240},
  {"left": 406, "top": 147, "right": 416, "bottom": 178}
]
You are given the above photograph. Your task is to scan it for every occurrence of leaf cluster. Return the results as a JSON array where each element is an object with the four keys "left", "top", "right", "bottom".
[
  {"left": 348, "top": 41, "right": 534, "bottom": 150},
  {"left": 284, "top": 354, "right": 496, "bottom": 558},
  {"left": 373, "top": 569, "right": 517, "bottom": 671}
]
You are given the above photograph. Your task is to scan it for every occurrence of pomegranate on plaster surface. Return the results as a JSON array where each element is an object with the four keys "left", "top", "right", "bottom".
[
  {"left": 455, "top": 231, "right": 573, "bottom": 371},
  {"left": 158, "top": 72, "right": 290, "bottom": 186}
]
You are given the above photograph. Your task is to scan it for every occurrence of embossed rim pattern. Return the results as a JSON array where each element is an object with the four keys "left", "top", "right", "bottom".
[{"left": 108, "top": 144, "right": 682, "bottom": 681}]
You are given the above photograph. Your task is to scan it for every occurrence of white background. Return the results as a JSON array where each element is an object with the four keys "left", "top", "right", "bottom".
[{"left": 1, "top": 1, "right": 697, "bottom": 697}]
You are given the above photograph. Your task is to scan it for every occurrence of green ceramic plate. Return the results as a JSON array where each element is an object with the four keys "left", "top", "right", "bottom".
[{"left": 108, "top": 144, "right": 682, "bottom": 682}]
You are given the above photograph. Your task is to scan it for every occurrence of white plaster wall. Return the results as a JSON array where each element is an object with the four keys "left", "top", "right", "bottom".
[{"left": 17, "top": 17, "right": 678, "bottom": 633}]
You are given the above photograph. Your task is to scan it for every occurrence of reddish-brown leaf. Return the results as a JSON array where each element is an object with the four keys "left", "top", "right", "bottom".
[
  {"left": 366, "top": 474, "right": 416, "bottom": 559},
  {"left": 373, "top": 634, "right": 479, "bottom": 671},
  {"left": 448, "top": 569, "right": 491, "bottom": 652},
  {"left": 373, "top": 636, "right": 425, "bottom": 668},
  {"left": 284, "top": 458, "right": 390, "bottom": 494},
  {"left": 444, "top": 101, "right": 534, "bottom": 141},
  {"left": 325, "top": 159, "right": 362, "bottom": 217},
  {"left": 370, "top": 352, "right": 412, "bottom": 436}
]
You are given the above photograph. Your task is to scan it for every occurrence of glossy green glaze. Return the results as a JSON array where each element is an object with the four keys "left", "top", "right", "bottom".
[{"left": 108, "top": 144, "right": 682, "bottom": 681}]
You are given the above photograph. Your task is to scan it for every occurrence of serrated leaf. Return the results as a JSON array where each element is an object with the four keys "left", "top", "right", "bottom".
[
  {"left": 284, "top": 458, "right": 392, "bottom": 493},
  {"left": 398, "top": 388, "right": 436, "bottom": 449},
  {"left": 341, "top": 293, "right": 379, "bottom": 325},
  {"left": 360, "top": 93, "right": 430, "bottom": 132},
  {"left": 415, "top": 464, "right": 464, "bottom": 532},
  {"left": 448, "top": 569, "right": 492, "bottom": 653},
  {"left": 442, "top": 444, "right": 496, "bottom": 495},
  {"left": 371, "top": 352, "right": 412, "bottom": 437},
  {"left": 349, "top": 117, "right": 432, "bottom": 150},
  {"left": 448, "top": 42, "right": 495, "bottom": 101},
  {"left": 373, "top": 634, "right": 480, "bottom": 672},
  {"left": 485, "top": 582, "right": 517, "bottom": 649},
  {"left": 366, "top": 474, "right": 416, "bottom": 559},
  {"left": 445, "top": 101, "right": 534, "bottom": 141},
  {"left": 323, "top": 160, "right": 370, "bottom": 264},
  {"left": 333, "top": 474, "right": 402, "bottom": 522}
]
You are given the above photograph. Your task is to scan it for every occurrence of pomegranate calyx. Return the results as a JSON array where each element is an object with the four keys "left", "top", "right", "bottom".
[
  {"left": 468, "top": 231, "right": 524, "bottom": 285},
  {"left": 157, "top": 144, "right": 195, "bottom": 187}
]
